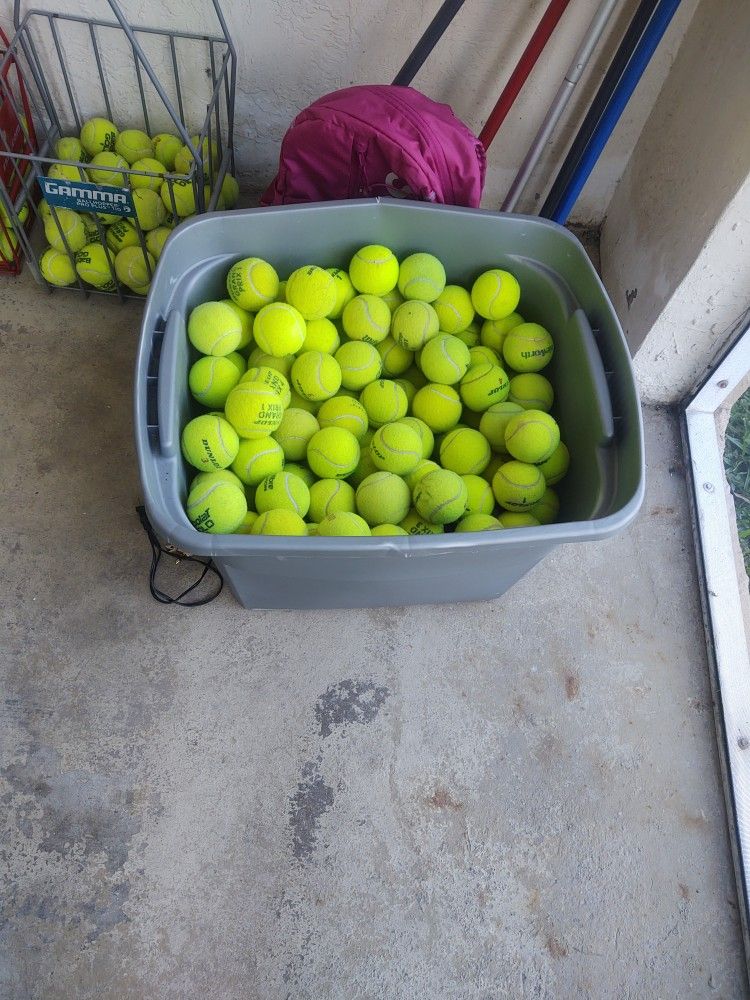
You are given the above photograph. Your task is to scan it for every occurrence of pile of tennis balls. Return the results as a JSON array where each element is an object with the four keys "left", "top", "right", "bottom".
[
  {"left": 180, "top": 245, "right": 570, "bottom": 537},
  {"left": 38, "top": 116, "right": 239, "bottom": 294}
]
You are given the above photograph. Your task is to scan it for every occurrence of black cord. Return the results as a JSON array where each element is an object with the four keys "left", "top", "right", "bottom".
[{"left": 136, "top": 505, "right": 223, "bottom": 607}]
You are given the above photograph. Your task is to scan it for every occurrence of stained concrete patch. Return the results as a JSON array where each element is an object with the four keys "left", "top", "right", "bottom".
[
  {"left": 315, "top": 679, "right": 390, "bottom": 738},
  {"left": 289, "top": 761, "right": 335, "bottom": 860}
]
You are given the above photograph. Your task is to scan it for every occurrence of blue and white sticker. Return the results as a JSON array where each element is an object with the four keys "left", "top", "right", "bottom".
[{"left": 38, "top": 175, "right": 135, "bottom": 218}]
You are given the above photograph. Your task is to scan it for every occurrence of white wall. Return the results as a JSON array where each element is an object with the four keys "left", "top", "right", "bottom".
[{"left": 1, "top": 0, "right": 697, "bottom": 221}]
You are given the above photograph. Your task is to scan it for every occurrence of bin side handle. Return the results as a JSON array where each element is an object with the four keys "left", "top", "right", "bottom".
[
  {"left": 156, "top": 308, "right": 184, "bottom": 457},
  {"left": 566, "top": 308, "right": 615, "bottom": 446}
]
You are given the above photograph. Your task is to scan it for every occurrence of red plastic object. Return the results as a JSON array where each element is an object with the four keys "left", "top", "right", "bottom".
[
  {"left": 479, "top": 0, "right": 573, "bottom": 150},
  {"left": 0, "top": 25, "right": 38, "bottom": 274}
]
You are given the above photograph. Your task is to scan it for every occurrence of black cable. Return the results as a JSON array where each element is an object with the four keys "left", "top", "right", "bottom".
[
  {"left": 539, "top": 0, "right": 660, "bottom": 219},
  {"left": 392, "top": 0, "right": 467, "bottom": 87},
  {"left": 136, "top": 505, "right": 223, "bottom": 607}
]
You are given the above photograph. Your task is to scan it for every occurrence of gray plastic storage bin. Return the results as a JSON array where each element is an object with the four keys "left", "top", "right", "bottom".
[{"left": 134, "top": 199, "right": 644, "bottom": 609}]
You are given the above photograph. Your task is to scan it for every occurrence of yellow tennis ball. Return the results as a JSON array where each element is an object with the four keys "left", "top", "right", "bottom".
[
  {"left": 44, "top": 208, "right": 86, "bottom": 252},
  {"left": 87, "top": 151, "right": 128, "bottom": 185},
  {"left": 234, "top": 511, "right": 259, "bottom": 534},
  {"left": 254, "top": 302, "right": 306, "bottom": 356},
  {"left": 106, "top": 219, "right": 138, "bottom": 252},
  {"left": 317, "top": 395, "right": 369, "bottom": 439},
  {"left": 226, "top": 351, "right": 247, "bottom": 375},
  {"left": 115, "top": 245, "right": 154, "bottom": 290},
  {"left": 286, "top": 265, "right": 337, "bottom": 320},
  {"left": 481, "top": 312, "right": 524, "bottom": 353},
  {"left": 504, "top": 410, "right": 560, "bottom": 464},
  {"left": 454, "top": 320, "right": 481, "bottom": 348},
  {"left": 190, "top": 468, "right": 245, "bottom": 494},
  {"left": 189, "top": 355, "right": 242, "bottom": 407},
  {"left": 468, "top": 345, "right": 500, "bottom": 368},
  {"left": 498, "top": 511, "right": 540, "bottom": 528},
  {"left": 411, "top": 383, "right": 462, "bottom": 432},
  {"left": 302, "top": 317, "right": 340, "bottom": 354},
  {"left": 188, "top": 301, "right": 242, "bottom": 356},
  {"left": 251, "top": 509, "right": 307, "bottom": 535},
  {"left": 439, "top": 427, "right": 491, "bottom": 475},
  {"left": 370, "top": 422, "right": 422, "bottom": 475},
  {"left": 404, "top": 364, "right": 428, "bottom": 390},
  {"left": 355, "top": 471, "right": 411, "bottom": 527},
  {"left": 381, "top": 286, "right": 405, "bottom": 312},
  {"left": 394, "top": 379, "right": 416, "bottom": 408},
  {"left": 135, "top": 188, "right": 167, "bottom": 231},
  {"left": 130, "top": 157, "right": 167, "bottom": 190},
  {"left": 75, "top": 243, "right": 116, "bottom": 289},
  {"left": 347, "top": 442, "right": 379, "bottom": 487},
  {"left": 218, "top": 173, "right": 240, "bottom": 208},
  {"left": 377, "top": 336, "right": 413, "bottom": 377},
  {"left": 397, "top": 252, "right": 446, "bottom": 302},
  {"left": 414, "top": 468, "right": 468, "bottom": 524},
  {"left": 230, "top": 436, "right": 284, "bottom": 486},
  {"left": 318, "top": 511, "right": 371, "bottom": 536},
  {"left": 492, "top": 460, "right": 545, "bottom": 510},
  {"left": 349, "top": 244, "right": 399, "bottom": 295},
  {"left": 371, "top": 524, "right": 409, "bottom": 536},
  {"left": 503, "top": 322, "right": 554, "bottom": 372},
  {"left": 247, "top": 349, "right": 294, "bottom": 378},
  {"left": 537, "top": 442, "right": 570, "bottom": 485},
  {"left": 528, "top": 487, "right": 559, "bottom": 524},
  {"left": 226, "top": 256, "right": 279, "bottom": 311},
  {"left": 80, "top": 117, "right": 118, "bottom": 157},
  {"left": 404, "top": 459, "right": 440, "bottom": 491},
  {"left": 181, "top": 413, "right": 239, "bottom": 470},
  {"left": 391, "top": 300, "right": 439, "bottom": 351},
  {"left": 220, "top": 299, "right": 253, "bottom": 349},
  {"left": 459, "top": 363, "right": 510, "bottom": 412},
  {"left": 479, "top": 401, "right": 524, "bottom": 452},
  {"left": 342, "top": 294, "right": 391, "bottom": 344},
  {"left": 360, "top": 379, "right": 408, "bottom": 427},
  {"left": 152, "top": 133, "right": 182, "bottom": 170},
  {"left": 456, "top": 513, "right": 502, "bottom": 532},
  {"left": 160, "top": 178, "right": 196, "bottom": 217},
  {"left": 55, "top": 136, "right": 86, "bottom": 162},
  {"left": 399, "top": 508, "right": 444, "bottom": 535},
  {"left": 334, "top": 341, "right": 382, "bottom": 390},
  {"left": 418, "top": 333, "right": 471, "bottom": 384},
  {"left": 326, "top": 267, "right": 356, "bottom": 318},
  {"left": 309, "top": 479, "right": 356, "bottom": 522},
  {"left": 240, "top": 366, "right": 291, "bottom": 407},
  {"left": 433, "top": 285, "right": 474, "bottom": 333},
  {"left": 186, "top": 478, "right": 247, "bottom": 533},
  {"left": 272, "top": 407, "right": 320, "bottom": 460},
  {"left": 115, "top": 129, "right": 154, "bottom": 164},
  {"left": 174, "top": 136, "right": 219, "bottom": 177},
  {"left": 507, "top": 373, "right": 554, "bottom": 412},
  {"left": 40, "top": 246, "right": 77, "bottom": 287},
  {"left": 471, "top": 269, "right": 521, "bottom": 320},
  {"left": 307, "top": 427, "right": 360, "bottom": 479},
  {"left": 291, "top": 350, "right": 342, "bottom": 401},
  {"left": 48, "top": 162, "right": 87, "bottom": 183},
  {"left": 224, "top": 382, "right": 284, "bottom": 439},
  {"left": 255, "top": 471, "right": 310, "bottom": 517},
  {"left": 482, "top": 454, "right": 504, "bottom": 485},
  {"left": 398, "top": 416, "right": 434, "bottom": 459},
  {"left": 282, "top": 463, "right": 316, "bottom": 487},
  {"left": 461, "top": 474, "right": 495, "bottom": 515}
]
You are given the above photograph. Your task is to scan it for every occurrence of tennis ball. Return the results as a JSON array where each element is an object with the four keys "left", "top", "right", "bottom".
[
  {"left": 335, "top": 341, "right": 382, "bottom": 390},
  {"left": 414, "top": 469, "right": 467, "bottom": 524},
  {"left": 44, "top": 208, "right": 86, "bottom": 252},
  {"left": 439, "top": 427, "right": 491, "bottom": 475},
  {"left": 370, "top": 422, "right": 422, "bottom": 475},
  {"left": 326, "top": 267, "right": 356, "bottom": 318},
  {"left": 275, "top": 280, "right": 288, "bottom": 302},
  {"left": 418, "top": 334, "right": 471, "bottom": 384},
  {"left": 404, "top": 459, "right": 440, "bottom": 492},
  {"left": 115, "top": 245, "right": 154, "bottom": 290},
  {"left": 404, "top": 364, "right": 428, "bottom": 390},
  {"left": 247, "top": 350, "right": 295, "bottom": 378},
  {"left": 152, "top": 133, "right": 182, "bottom": 170},
  {"left": 508, "top": 373, "right": 554, "bottom": 411},
  {"left": 218, "top": 173, "right": 239, "bottom": 208},
  {"left": 391, "top": 300, "right": 439, "bottom": 351},
  {"left": 78, "top": 213, "right": 103, "bottom": 243},
  {"left": 75, "top": 243, "right": 116, "bottom": 289},
  {"left": 227, "top": 257, "right": 279, "bottom": 311},
  {"left": 348, "top": 443, "right": 379, "bottom": 488},
  {"left": 252, "top": 509, "right": 307, "bottom": 535},
  {"left": 461, "top": 474, "right": 495, "bottom": 515},
  {"left": 399, "top": 508, "right": 444, "bottom": 535},
  {"left": 456, "top": 513, "right": 502, "bottom": 532},
  {"left": 503, "top": 323, "right": 554, "bottom": 372},
  {"left": 478, "top": 401, "right": 524, "bottom": 452},
  {"left": 86, "top": 151, "right": 128, "bottom": 186},
  {"left": 412, "top": 383, "right": 462, "bottom": 432},
  {"left": 181, "top": 413, "right": 239, "bottom": 470},
  {"left": 455, "top": 321, "right": 481, "bottom": 348},
  {"left": 39, "top": 247, "right": 77, "bottom": 287},
  {"left": 504, "top": 410, "right": 560, "bottom": 464},
  {"left": 399, "top": 416, "right": 434, "bottom": 458},
  {"left": 377, "top": 336, "right": 413, "bottom": 377},
  {"left": 356, "top": 471, "right": 411, "bottom": 526},
  {"left": 482, "top": 454, "right": 503, "bottom": 485},
  {"left": 433, "top": 285, "right": 474, "bottom": 333},
  {"left": 174, "top": 137, "right": 219, "bottom": 177},
  {"left": 55, "top": 136, "right": 86, "bottom": 162},
  {"left": 132, "top": 188, "right": 167, "bottom": 231},
  {"left": 115, "top": 129, "right": 154, "bottom": 164},
  {"left": 286, "top": 265, "right": 337, "bottom": 320},
  {"left": 254, "top": 302, "right": 306, "bottom": 357},
  {"left": 190, "top": 468, "right": 245, "bottom": 494},
  {"left": 130, "top": 157, "right": 167, "bottom": 190},
  {"left": 537, "top": 442, "right": 570, "bottom": 485},
  {"left": 302, "top": 318, "right": 340, "bottom": 354},
  {"left": 395, "top": 378, "right": 417, "bottom": 408},
  {"left": 360, "top": 379, "right": 408, "bottom": 427},
  {"left": 492, "top": 461, "right": 545, "bottom": 510},
  {"left": 309, "top": 479, "right": 356, "bottom": 522},
  {"left": 224, "top": 382, "right": 284, "bottom": 439},
  {"left": 371, "top": 524, "right": 409, "bottom": 536},
  {"left": 234, "top": 511, "right": 259, "bottom": 534},
  {"left": 230, "top": 436, "right": 284, "bottom": 487},
  {"left": 342, "top": 294, "right": 391, "bottom": 344},
  {"left": 272, "top": 408, "right": 320, "bottom": 461},
  {"left": 80, "top": 117, "right": 118, "bottom": 157},
  {"left": 226, "top": 351, "right": 246, "bottom": 376},
  {"left": 528, "top": 487, "right": 559, "bottom": 525},
  {"left": 460, "top": 363, "right": 510, "bottom": 412},
  {"left": 318, "top": 511, "right": 371, "bottom": 536},
  {"left": 471, "top": 269, "right": 521, "bottom": 320},
  {"left": 189, "top": 355, "right": 242, "bottom": 407},
  {"left": 307, "top": 427, "right": 360, "bottom": 479},
  {"left": 349, "top": 244, "right": 399, "bottom": 295},
  {"left": 398, "top": 252, "right": 446, "bottom": 301},
  {"left": 48, "top": 162, "right": 87, "bottom": 183},
  {"left": 188, "top": 301, "right": 242, "bottom": 356},
  {"left": 255, "top": 471, "right": 310, "bottom": 517},
  {"left": 317, "top": 395, "right": 369, "bottom": 439},
  {"left": 481, "top": 313, "right": 524, "bottom": 353},
  {"left": 498, "top": 512, "right": 540, "bottom": 528},
  {"left": 106, "top": 219, "right": 138, "bottom": 252},
  {"left": 468, "top": 345, "right": 500, "bottom": 369},
  {"left": 241, "top": 366, "right": 291, "bottom": 407},
  {"left": 187, "top": 479, "right": 247, "bottom": 533},
  {"left": 220, "top": 299, "right": 253, "bottom": 349},
  {"left": 291, "top": 350, "right": 342, "bottom": 401},
  {"left": 160, "top": 178, "right": 196, "bottom": 217},
  {"left": 282, "top": 463, "right": 315, "bottom": 487},
  {"left": 381, "top": 286, "right": 405, "bottom": 312}
]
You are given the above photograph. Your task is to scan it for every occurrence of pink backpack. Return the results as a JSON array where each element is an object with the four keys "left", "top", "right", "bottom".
[{"left": 261, "top": 85, "right": 486, "bottom": 208}]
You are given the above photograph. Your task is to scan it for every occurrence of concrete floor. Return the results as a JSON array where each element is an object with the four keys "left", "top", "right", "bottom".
[{"left": 1, "top": 270, "right": 748, "bottom": 1000}]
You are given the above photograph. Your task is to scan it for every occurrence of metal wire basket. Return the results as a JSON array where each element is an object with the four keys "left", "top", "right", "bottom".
[{"left": 0, "top": 0, "right": 236, "bottom": 299}]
